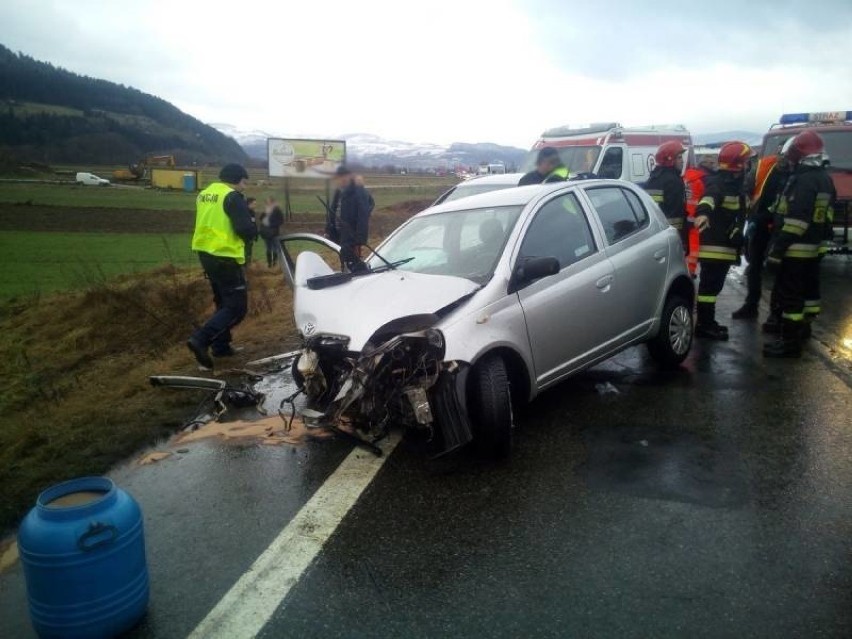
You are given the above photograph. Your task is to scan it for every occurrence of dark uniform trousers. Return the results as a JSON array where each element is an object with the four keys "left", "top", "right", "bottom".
[
  {"left": 771, "top": 257, "right": 821, "bottom": 323},
  {"left": 192, "top": 252, "right": 248, "bottom": 355},
  {"left": 697, "top": 259, "right": 731, "bottom": 324},
  {"left": 745, "top": 219, "right": 772, "bottom": 306}
]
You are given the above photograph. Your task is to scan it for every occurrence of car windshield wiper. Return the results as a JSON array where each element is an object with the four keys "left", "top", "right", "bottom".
[{"left": 306, "top": 257, "right": 415, "bottom": 290}]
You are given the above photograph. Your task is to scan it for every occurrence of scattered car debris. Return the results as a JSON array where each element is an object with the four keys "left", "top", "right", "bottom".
[{"left": 137, "top": 451, "right": 173, "bottom": 466}]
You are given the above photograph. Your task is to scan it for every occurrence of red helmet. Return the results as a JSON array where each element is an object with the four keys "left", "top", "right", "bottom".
[
  {"left": 655, "top": 141, "right": 686, "bottom": 167},
  {"left": 717, "top": 141, "right": 752, "bottom": 172},
  {"left": 783, "top": 130, "right": 825, "bottom": 165}
]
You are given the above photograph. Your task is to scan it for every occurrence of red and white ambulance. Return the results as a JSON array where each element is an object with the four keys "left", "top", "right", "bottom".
[{"left": 525, "top": 122, "right": 694, "bottom": 184}]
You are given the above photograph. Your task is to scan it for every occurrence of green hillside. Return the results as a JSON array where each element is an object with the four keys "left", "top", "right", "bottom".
[{"left": 0, "top": 44, "right": 247, "bottom": 165}]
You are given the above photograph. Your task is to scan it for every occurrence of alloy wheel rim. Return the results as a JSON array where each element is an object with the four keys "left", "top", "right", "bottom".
[{"left": 669, "top": 306, "right": 693, "bottom": 355}]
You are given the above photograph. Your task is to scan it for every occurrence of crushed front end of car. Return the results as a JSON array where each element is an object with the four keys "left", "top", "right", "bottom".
[{"left": 294, "top": 328, "right": 474, "bottom": 456}]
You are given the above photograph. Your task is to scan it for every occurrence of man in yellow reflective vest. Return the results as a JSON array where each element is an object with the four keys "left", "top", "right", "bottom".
[
  {"left": 518, "top": 147, "right": 570, "bottom": 186},
  {"left": 187, "top": 164, "right": 257, "bottom": 370}
]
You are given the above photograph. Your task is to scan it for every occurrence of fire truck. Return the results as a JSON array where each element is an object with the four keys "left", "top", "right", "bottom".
[
  {"left": 524, "top": 123, "right": 693, "bottom": 184},
  {"left": 760, "top": 111, "right": 852, "bottom": 253}
]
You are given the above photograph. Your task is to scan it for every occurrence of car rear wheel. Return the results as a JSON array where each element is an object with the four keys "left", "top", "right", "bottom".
[
  {"left": 647, "top": 294, "right": 693, "bottom": 368},
  {"left": 471, "top": 354, "right": 513, "bottom": 458}
]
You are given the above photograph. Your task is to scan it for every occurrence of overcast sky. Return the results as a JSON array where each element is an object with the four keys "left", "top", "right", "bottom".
[{"left": 1, "top": 0, "right": 851, "bottom": 147}]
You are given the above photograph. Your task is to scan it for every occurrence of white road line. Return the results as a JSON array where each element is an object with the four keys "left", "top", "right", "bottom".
[{"left": 187, "top": 432, "right": 401, "bottom": 639}]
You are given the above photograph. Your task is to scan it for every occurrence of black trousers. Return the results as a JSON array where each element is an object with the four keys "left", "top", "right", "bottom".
[
  {"left": 697, "top": 259, "right": 731, "bottom": 324},
  {"left": 744, "top": 219, "right": 772, "bottom": 305},
  {"left": 192, "top": 253, "right": 248, "bottom": 354},
  {"left": 771, "top": 257, "right": 820, "bottom": 323}
]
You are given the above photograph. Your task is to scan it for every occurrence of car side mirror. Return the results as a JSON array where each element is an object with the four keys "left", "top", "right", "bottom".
[{"left": 509, "top": 256, "right": 560, "bottom": 292}]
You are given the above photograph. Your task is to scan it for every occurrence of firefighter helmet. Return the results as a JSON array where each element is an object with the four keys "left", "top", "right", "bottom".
[
  {"left": 655, "top": 141, "right": 686, "bottom": 168},
  {"left": 782, "top": 130, "right": 825, "bottom": 165},
  {"left": 717, "top": 141, "right": 752, "bottom": 172}
]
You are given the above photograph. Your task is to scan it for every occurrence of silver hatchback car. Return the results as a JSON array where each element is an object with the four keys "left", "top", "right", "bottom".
[{"left": 280, "top": 180, "right": 694, "bottom": 457}]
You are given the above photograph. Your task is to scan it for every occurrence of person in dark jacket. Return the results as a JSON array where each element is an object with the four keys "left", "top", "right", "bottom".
[
  {"left": 644, "top": 140, "right": 688, "bottom": 250},
  {"left": 764, "top": 131, "right": 836, "bottom": 358},
  {"left": 731, "top": 145, "right": 790, "bottom": 320},
  {"left": 326, "top": 166, "right": 374, "bottom": 271},
  {"left": 244, "top": 196, "right": 258, "bottom": 263},
  {"left": 187, "top": 163, "right": 257, "bottom": 370},
  {"left": 518, "top": 147, "right": 569, "bottom": 186},
  {"left": 259, "top": 197, "right": 285, "bottom": 267},
  {"left": 693, "top": 141, "right": 752, "bottom": 340}
]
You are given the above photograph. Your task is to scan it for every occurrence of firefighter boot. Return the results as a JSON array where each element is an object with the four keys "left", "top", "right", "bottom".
[
  {"left": 695, "top": 302, "right": 729, "bottom": 341},
  {"left": 762, "top": 313, "right": 782, "bottom": 335},
  {"left": 763, "top": 320, "right": 803, "bottom": 358},
  {"left": 732, "top": 302, "right": 759, "bottom": 320}
]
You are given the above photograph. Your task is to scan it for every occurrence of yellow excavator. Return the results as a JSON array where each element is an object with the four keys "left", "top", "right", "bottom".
[{"left": 112, "top": 155, "right": 176, "bottom": 182}]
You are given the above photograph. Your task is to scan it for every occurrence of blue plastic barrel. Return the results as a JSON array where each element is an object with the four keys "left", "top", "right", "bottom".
[
  {"left": 182, "top": 172, "right": 196, "bottom": 192},
  {"left": 17, "top": 477, "right": 149, "bottom": 638}
]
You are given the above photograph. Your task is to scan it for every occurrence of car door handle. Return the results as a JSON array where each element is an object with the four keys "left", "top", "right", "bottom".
[
  {"left": 596, "top": 275, "right": 613, "bottom": 291},
  {"left": 653, "top": 248, "right": 667, "bottom": 262}
]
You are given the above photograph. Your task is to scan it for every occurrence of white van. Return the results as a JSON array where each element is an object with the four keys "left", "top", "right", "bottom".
[
  {"left": 525, "top": 123, "right": 693, "bottom": 184},
  {"left": 75, "top": 172, "right": 110, "bottom": 186}
]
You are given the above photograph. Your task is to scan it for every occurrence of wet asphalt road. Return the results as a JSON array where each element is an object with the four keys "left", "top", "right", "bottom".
[{"left": 1, "top": 258, "right": 850, "bottom": 638}]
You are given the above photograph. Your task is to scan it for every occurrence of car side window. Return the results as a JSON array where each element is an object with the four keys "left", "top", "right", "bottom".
[
  {"left": 586, "top": 187, "right": 649, "bottom": 245},
  {"left": 622, "top": 188, "right": 650, "bottom": 227},
  {"left": 518, "top": 193, "right": 596, "bottom": 269}
]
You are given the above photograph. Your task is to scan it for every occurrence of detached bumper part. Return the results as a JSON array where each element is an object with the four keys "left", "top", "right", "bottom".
[{"left": 428, "top": 364, "right": 474, "bottom": 456}]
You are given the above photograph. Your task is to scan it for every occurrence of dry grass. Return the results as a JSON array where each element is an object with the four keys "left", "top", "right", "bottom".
[{"left": 0, "top": 262, "right": 298, "bottom": 532}]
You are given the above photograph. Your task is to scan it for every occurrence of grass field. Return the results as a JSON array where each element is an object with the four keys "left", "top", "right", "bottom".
[
  {"left": 0, "top": 232, "right": 196, "bottom": 297},
  {"left": 0, "top": 173, "right": 456, "bottom": 214}
]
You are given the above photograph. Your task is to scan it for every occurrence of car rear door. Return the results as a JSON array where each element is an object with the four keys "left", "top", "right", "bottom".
[
  {"left": 581, "top": 185, "right": 669, "bottom": 339},
  {"left": 514, "top": 191, "right": 618, "bottom": 386}
]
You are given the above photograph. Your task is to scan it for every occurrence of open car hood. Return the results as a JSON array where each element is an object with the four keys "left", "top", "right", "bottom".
[{"left": 293, "top": 253, "right": 479, "bottom": 351}]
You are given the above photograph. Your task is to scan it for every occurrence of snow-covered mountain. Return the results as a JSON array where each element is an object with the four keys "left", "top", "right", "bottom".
[{"left": 210, "top": 124, "right": 527, "bottom": 170}]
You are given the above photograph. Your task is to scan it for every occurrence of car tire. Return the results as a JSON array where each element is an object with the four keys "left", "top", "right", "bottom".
[
  {"left": 471, "top": 354, "right": 513, "bottom": 458},
  {"left": 647, "top": 294, "right": 693, "bottom": 368}
]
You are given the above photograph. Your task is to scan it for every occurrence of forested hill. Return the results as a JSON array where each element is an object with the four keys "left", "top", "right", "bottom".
[{"left": 0, "top": 44, "right": 247, "bottom": 165}]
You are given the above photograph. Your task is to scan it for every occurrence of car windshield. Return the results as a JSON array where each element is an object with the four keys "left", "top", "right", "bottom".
[
  {"left": 763, "top": 130, "right": 852, "bottom": 169},
  {"left": 442, "top": 182, "right": 516, "bottom": 204},
  {"left": 521, "top": 146, "right": 602, "bottom": 175},
  {"left": 368, "top": 205, "right": 524, "bottom": 284}
]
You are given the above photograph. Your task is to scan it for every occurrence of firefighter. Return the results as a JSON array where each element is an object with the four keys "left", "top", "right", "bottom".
[
  {"left": 644, "top": 141, "right": 688, "bottom": 251},
  {"left": 763, "top": 131, "right": 835, "bottom": 358},
  {"left": 731, "top": 144, "right": 790, "bottom": 320},
  {"left": 692, "top": 141, "right": 752, "bottom": 340},
  {"left": 518, "top": 147, "right": 569, "bottom": 186},
  {"left": 187, "top": 164, "right": 257, "bottom": 370},
  {"left": 683, "top": 154, "right": 717, "bottom": 276}
]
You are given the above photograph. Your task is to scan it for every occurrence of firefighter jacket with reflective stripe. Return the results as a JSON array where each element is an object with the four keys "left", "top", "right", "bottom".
[
  {"left": 644, "top": 166, "right": 687, "bottom": 231},
  {"left": 771, "top": 165, "right": 836, "bottom": 260},
  {"left": 684, "top": 166, "right": 713, "bottom": 218},
  {"left": 192, "top": 182, "right": 246, "bottom": 263},
  {"left": 695, "top": 172, "right": 747, "bottom": 262}
]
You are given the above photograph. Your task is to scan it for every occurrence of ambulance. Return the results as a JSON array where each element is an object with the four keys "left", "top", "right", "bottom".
[
  {"left": 759, "top": 111, "right": 852, "bottom": 253},
  {"left": 524, "top": 122, "right": 694, "bottom": 184}
]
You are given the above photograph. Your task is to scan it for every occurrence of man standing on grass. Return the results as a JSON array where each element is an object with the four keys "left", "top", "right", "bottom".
[
  {"left": 326, "top": 166, "right": 374, "bottom": 272},
  {"left": 187, "top": 164, "right": 257, "bottom": 370}
]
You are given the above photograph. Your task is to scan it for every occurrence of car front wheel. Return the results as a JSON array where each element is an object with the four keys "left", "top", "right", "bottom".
[
  {"left": 471, "top": 354, "right": 513, "bottom": 458},
  {"left": 647, "top": 294, "right": 693, "bottom": 368}
]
